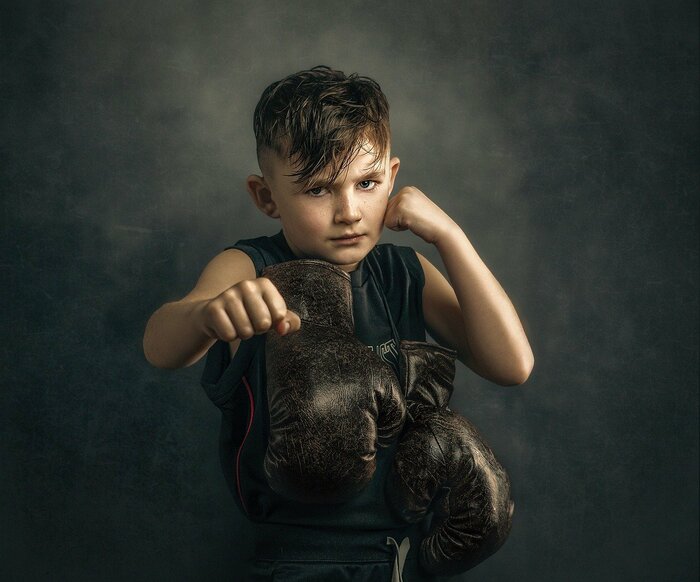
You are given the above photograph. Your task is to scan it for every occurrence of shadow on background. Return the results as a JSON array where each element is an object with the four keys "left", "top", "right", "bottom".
[{"left": 2, "top": 1, "right": 697, "bottom": 580}]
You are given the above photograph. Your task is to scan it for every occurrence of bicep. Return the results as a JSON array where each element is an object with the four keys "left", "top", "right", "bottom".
[
  {"left": 180, "top": 248, "right": 257, "bottom": 303},
  {"left": 416, "top": 252, "right": 473, "bottom": 368}
]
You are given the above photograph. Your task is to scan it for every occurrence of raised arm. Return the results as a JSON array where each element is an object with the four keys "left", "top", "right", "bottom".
[
  {"left": 142, "top": 249, "right": 301, "bottom": 369},
  {"left": 384, "top": 186, "right": 534, "bottom": 386},
  {"left": 416, "top": 245, "right": 533, "bottom": 386}
]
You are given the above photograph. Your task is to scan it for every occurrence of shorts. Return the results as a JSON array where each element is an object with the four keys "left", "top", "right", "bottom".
[{"left": 246, "top": 522, "right": 448, "bottom": 582}]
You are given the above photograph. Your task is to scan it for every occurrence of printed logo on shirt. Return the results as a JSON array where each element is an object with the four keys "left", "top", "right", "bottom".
[{"left": 367, "top": 339, "right": 398, "bottom": 370}]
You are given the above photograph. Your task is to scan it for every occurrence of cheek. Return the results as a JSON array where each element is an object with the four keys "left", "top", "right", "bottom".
[
  {"left": 367, "top": 195, "right": 389, "bottom": 218},
  {"left": 294, "top": 206, "right": 328, "bottom": 232}
]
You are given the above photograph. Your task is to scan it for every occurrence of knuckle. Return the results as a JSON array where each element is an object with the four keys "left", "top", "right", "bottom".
[
  {"left": 237, "top": 326, "right": 254, "bottom": 340},
  {"left": 236, "top": 279, "right": 257, "bottom": 293},
  {"left": 269, "top": 298, "right": 287, "bottom": 316},
  {"left": 219, "top": 329, "right": 236, "bottom": 342},
  {"left": 259, "top": 277, "right": 279, "bottom": 294},
  {"left": 208, "top": 318, "right": 233, "bottom": 342},
  {"left": 203, "top": 301, "right": 224, "bottom": 321},
  {"left": 253, "top": 316, "right": 272, "bottom": 332},
  {"left": 221, "top": 287, "right": 240, "bottom": 302},
  {"left": 254, "top": 324, "right": 270, "bottom": 335}
]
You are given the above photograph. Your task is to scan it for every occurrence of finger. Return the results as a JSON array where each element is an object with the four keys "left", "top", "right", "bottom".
[
  {"left": 240, "top": 290, "right": 275, "bottom": 335},
  {"left": 258, "top": 281, "right": 303, "bottom": 335},
  {"left": 224, "top": 295, "right": 257, "bottom": 339},
  {"left": 270, "top": 309, "right": 302, "bottom": 336},
  {"left": 383, "top": 207, "right": 395, "bottom": 229},
  {"left": 205, "top": 306, "right": 238, "bottom": 342},
  {"left": 260, "top": 282, "right": 290, "bottom": 325},
  {"left": 284, "top": 310, "right": 302, "bottom": 333},
  {"left": 383, "top": 201, "right": 404, "bottom": 231},
  {"left": 385, "top": 213, "right": 408, "bottom": 231}
]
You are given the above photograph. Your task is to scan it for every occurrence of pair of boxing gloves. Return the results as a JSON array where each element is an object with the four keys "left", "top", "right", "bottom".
[{"left": 262, "top": 259, "right": 513, "bottom": 576}]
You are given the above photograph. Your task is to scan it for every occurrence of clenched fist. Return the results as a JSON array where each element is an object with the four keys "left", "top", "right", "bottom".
[
  {"left": 197, "top": 277, "right": 302, "bottom": 342},
  {"left": 384, "top": 186, "right": 459, "bottom": 245}
]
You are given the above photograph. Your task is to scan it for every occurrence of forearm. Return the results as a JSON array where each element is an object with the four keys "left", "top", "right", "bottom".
[
  {"left": 435, "top": 224, "right": 534, "bottom": 385},
  {"left": 143, "top": 299, "right": 215, "bottom": 369}
]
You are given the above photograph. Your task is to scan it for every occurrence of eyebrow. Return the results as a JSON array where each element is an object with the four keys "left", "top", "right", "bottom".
[{"left": 307, "top": 169, "right": 385, "bottom": 189}]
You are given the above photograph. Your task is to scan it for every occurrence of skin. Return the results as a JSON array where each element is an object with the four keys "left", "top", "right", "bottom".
[
  {"left": 249, "top": 140, "right": 400, "bottom": 273},
  {"left": 385, "top": 187, "right": 534, "bottom": 384},
  {"left": 143, "top": 139, "right": 534, "bottom": 385}
]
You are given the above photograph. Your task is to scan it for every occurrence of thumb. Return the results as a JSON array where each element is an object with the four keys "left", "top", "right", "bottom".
[
  {"left": 384, "top": 200, "right": 407, "bottom": 231},
  {"left": 385, "top": 214, "right": 408, "bottom": 232},
  {"left": 275, "top": 310, "right": 302, "bottom": 335}
]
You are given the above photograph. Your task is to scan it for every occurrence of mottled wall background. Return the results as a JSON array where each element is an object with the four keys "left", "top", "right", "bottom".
[{"left": 2, "top": 1, "right": 697, "bottom": 580}]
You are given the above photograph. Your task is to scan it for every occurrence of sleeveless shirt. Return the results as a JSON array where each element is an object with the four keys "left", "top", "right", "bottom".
[{"left": 200, "top": 229, "right": 427, "bottom": 530}]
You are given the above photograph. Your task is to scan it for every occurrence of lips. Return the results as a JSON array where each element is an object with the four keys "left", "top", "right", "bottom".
[{"left": 332, "top": 233, "right": 364, "bottom": 240}]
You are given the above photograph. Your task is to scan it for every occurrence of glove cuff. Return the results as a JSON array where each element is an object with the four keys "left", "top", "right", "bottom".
[
  {"left": 399, "top": 340, "right": 457, "bottom": 407},
  {"left": 263, "top": 259, "right": 354, "bottom": 332}
]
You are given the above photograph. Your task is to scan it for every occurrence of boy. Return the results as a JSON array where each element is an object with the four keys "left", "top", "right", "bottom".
[{"left": 143, "top": 66, "right": 533, "bottom": 581}]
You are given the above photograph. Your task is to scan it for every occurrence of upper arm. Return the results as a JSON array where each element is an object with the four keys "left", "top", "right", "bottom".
[
  {"left": 415, "top": 251, "right": 474, "bottom": 370},
  {"left": 180, "top": 248, "right": 257, "bottom": 303}
]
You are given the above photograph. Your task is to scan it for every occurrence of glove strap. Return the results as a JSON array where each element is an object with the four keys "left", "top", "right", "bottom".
[{"left": 386, "top": 536, "right": 411, "bottom": 582}]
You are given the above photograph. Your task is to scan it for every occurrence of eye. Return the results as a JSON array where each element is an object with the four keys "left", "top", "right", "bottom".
[
  {"left": 358, "top": 180, "right": 378, "bottom": 190},
  {"left": 306, "top": 186, "right": 327, "bottom": 197}
]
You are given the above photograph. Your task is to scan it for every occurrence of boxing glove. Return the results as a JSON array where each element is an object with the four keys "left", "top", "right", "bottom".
[
  {"left": 386, "top": 340, "right": 514, "bottom": 576},
  {"left": 262, "top": 259, "right": 406, "bottom": 504}
]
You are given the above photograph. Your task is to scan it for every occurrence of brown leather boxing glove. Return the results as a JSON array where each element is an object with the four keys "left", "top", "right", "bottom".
[
  {"left": 386, "top": 340, "right": 514, "bottom": 576},
  {"left": 262, "top": 259, "right": 406, "bottom": 504}
]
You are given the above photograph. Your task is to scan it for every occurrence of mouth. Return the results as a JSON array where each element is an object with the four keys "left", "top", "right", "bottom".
[
  {"left": 332, "top": 233, "right": 364, "bottom": 241},
  {"left": 331, "top": 233, "right": 365, "bottom": 245}
]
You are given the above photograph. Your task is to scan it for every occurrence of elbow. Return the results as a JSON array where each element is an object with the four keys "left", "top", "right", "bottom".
[
  {"left": 143, "top": 339, "right": 181, "bottom": 370},
  {"left": 142, "top": 336, "right": 163, "bottom": 369},
  {"left": 143, "top": 329, "right": 205, "bottom": 370},
  {"left": 500, "top": 354, "right": 534, "bottom": 387},
  {"left": 143, "top": 344, "right": 177, "bottom": 370},
  {"left": 142, "top": 323, "right": 170, "bottom": 369}
]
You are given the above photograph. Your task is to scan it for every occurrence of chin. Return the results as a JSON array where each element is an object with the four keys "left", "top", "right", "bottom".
[
  {"left": 306, "top": 237, "right": 376, "bottom": 267},
  {"left": 319, "top": 251, "right": 366, "bottom": 270}
]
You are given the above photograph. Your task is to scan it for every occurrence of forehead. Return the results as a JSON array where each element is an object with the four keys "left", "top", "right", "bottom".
[{"left": 274, "top": 140, "right": 387, "bottom": 185}]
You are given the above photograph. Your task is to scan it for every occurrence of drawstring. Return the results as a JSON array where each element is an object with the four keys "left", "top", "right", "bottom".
[{"left": 386, "top": 536, "right": 411, "bottom": 582}]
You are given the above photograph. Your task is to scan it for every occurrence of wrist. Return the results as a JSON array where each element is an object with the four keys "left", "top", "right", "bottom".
[
  {"left": 432, "top": 219, "right": 465, "bottom": 249},
  {"left": 188, "top": 298, "right": 214, "bottom": 339}
]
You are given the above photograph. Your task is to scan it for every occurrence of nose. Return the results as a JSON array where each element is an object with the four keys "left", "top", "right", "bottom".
[{"left": 333, "top": 189, "right": 362, "bottom": 224}]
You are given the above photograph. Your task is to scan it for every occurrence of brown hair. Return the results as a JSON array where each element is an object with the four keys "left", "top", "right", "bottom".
[{"left": 253, "top": 65, "right": 391, "bottom": 186}]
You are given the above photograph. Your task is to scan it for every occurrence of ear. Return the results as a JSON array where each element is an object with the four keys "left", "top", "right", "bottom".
[
  {"left": 388, "top": 156, "right": 400, "bottom": 193},
  {"left": 246, "top": 174, "right": 280, "bottom": 218}
]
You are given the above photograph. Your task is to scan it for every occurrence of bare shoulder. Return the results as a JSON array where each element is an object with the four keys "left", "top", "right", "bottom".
[{"left": 181, "top": 248, "right": 257, "bottom": 302}]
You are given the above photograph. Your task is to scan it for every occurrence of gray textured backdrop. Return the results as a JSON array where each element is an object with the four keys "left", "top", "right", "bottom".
[{"left": 2, "top": 1, "right": 698, "bottom": 580}]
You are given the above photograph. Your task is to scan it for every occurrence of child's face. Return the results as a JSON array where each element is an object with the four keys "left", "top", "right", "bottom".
[{"left": 258, "top": 141, "right": 400, "bottom": 272}]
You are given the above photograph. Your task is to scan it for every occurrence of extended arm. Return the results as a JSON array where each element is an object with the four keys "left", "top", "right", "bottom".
[{"left": 143, "top": 248, "right": 301, "bottom": 370}]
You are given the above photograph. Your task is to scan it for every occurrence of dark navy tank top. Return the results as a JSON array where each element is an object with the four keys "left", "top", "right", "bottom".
[{"left": 200, "top": 229, "right": 427, "bottom": 529}]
